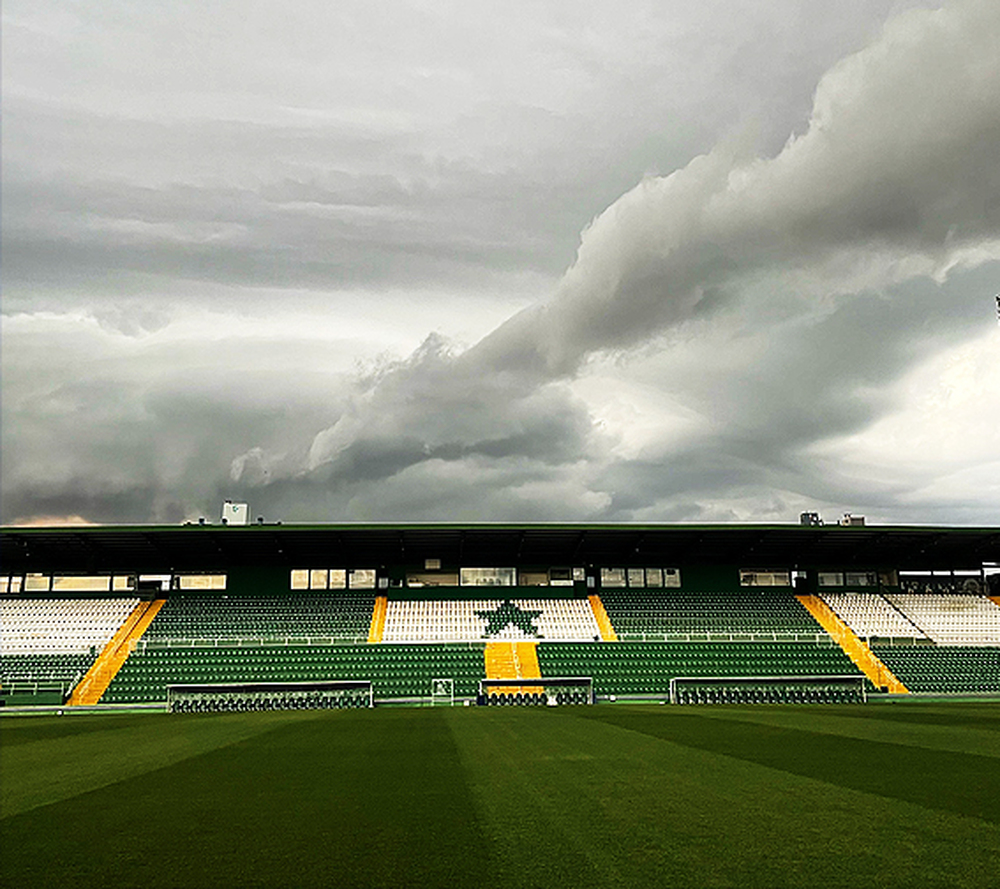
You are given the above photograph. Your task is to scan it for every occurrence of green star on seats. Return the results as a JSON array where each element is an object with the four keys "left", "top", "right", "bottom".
[{"left": 476, "top": 600, "right": 543, "bottom": 638}]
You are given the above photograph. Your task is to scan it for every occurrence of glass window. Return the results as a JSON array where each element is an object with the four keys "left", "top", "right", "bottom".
[
  {"left": 405, "top": 572, "right": 458, "bottom": 587},
  {"left": 844, "top": 571, "right": 876, "bottom": 587},
  {"left": 329, "top": 569, "right": 347, "bottom": 589},
  {"left": 178, "top": 574, "right": 226, "bottom": 590},
  {"left": 52, "top": 575, "right": 111, "bottom": 592},
  {"left": 663, "top": 568, "right": 681, "bottom": 589},
  {"left": 627, "top": 568, "right": 645, "bottom": 588},
  {"left": 349, "top": 569, "right": 376, "bottom": 590},
  {"left": 290, "top": 569, "right": 309, "bottom": 590},
  {"left": 24, "top": 573, "right": 50, "bottom": 592},
  {"left": 740, "top": 570, "right": 791, "bottom": 587},
  {"left": 818, "top": 572, "right": 844, "bottom": 587},
  {"left": 460, "top": 567, "right": 516, "bottom": 586},
  {"left": 519, "top": 572, "right": 549, "bottom": 586},
  {"left": 309, "top": 569, "right": 328, "bottom": 590},
  {"left": 600, "top": 568, "right": 626, "bottom": 588}
]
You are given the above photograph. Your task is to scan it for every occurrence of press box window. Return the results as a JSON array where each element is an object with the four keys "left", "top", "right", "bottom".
[
  {"left": 740, "top": 570, "right": 791, "bottom": 587},
  {"left": 349, "top": 569, "right": 376, "bottom": 590},
  {"left": 845, "top": 572, "right": 877, "bottom": 587},
  {"left": 176, "top": 574, "right": 226, "bottom": 590},
  {"left": 600, "top": 568, "right": 626, "bottom": 588},
  {"left": 24, "top": 574, "right": 51, "bottom": 592},
  {"left": 460, "top": 567, "right": 515, "bottom": 587}
]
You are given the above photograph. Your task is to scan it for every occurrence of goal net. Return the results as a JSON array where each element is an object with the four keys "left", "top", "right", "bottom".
[
  {"left": 430, "top": 677, "right": 455, "bottom": 707},
  {"left": 477, "top": 676, "right": 593, "bottom": 706},
  {"left": 669, "top": 674, "right": 866, "bottom": 705},
  {"left": 167, "top": 680, "right": 373, "bottom": 713}
]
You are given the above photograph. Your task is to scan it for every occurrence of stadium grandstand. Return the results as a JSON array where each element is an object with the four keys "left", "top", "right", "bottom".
[{"left": 2, "top": 520, "right": 999, "bottom": 710}]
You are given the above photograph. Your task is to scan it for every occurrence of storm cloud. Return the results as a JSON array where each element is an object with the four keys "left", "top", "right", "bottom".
[{"left": 2, "top": 0, "right": 998, "bottom": 525}]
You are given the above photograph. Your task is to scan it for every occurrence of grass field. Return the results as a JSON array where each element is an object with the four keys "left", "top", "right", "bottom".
[{"left": 3, "top": 702, "right": 1000, "bottom": 888}]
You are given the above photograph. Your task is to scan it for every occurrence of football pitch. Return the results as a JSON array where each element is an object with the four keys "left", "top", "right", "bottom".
[{"left": 2, "top": 702, "right": 999, "bottom": 888}]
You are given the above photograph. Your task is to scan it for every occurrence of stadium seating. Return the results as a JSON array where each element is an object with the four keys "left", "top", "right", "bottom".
[
  {"left": 382, "top": 596, "right": 600, "bottom": 642},
  {"left": 536, "top": 640, "right": 866, "bottom": 698},
  {"left": 882, "top": 594, "right": 1000, "bottom": 645},
  {"left": 1, "top": 597, "right": 140, "bottom": 703},
  {"left": 599, "top": 589, "right": 822, "bottom": 638},
  {"left": 819, "top": 592, "right": 927, "bottom": 639},
  {"left": 5, "top": 584, "right": 996, "bottom": 707},
  {"left": 870, "top": 644, "right": 1000, "bottom": 693},
  {"left": 0, "top": 652, "right": 95, "bottom": 686},
  {"left": 101, "top": 643, "right": 485, "bottom": 703},
  {"left": 1, "top": 597, "right": 139, "bottom": 653},
  {"left": 143, "top": 593, "right": 374, "bottom": 641}
]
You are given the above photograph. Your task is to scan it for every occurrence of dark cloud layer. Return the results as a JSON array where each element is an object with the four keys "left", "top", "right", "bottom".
[{"left": 3, "top": 1, "right": 999, "bottom": 527}]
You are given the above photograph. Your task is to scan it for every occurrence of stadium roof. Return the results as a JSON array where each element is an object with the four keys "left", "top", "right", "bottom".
[{"left": 2, "top": 523, "right": 999, "bottom": 574}]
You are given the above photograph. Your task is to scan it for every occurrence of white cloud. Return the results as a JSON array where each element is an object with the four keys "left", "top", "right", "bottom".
[{"left": 807, "top": 328, "right": 1000, "bottom": 501}]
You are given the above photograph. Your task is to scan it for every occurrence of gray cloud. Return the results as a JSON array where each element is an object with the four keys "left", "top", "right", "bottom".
[
  {"left": 471, "top": 0, "right": 1000, "bottom": 377},
  {"left": 300, "top": 2, "right": 1000, "bottom": 493},
  {"left": 3, "top": 1, "right": 999, "bottom": 527}
]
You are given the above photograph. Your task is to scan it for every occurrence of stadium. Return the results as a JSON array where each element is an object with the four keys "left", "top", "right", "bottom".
[{"left": 3, "top": 516, "right": 1000, "bottom": 887}]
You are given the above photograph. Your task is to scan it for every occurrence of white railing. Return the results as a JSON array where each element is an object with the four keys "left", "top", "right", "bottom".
[
  {"left": 616, "top": 632, "right": 836, "bottom": 644},
  {"left": 130, "top": 635, "right": 371, "bottom": 652}
]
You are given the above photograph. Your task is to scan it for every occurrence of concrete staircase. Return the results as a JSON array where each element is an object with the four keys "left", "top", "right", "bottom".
[
  {"left": 797, "top": 595, "right": 908, "bottom": 694},
  {"left": 68, "top": 599, "right": 165, "bottom": 705}
]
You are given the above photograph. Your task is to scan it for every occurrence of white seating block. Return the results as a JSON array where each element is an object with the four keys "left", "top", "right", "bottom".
[
  {"left": 381, "top": 598, "right": 601, "bottom": 643},
  {"left": 883, "top": 594, "right": 1000, "bottom": 645},
  {"left": 820, "top": 592, "right": 926, "bottom": 639},
  {"left": 0, "top": 598, "right": 139, "bottom": 654}
]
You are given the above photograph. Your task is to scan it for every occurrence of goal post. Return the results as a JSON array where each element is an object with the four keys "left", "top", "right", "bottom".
[
  {"left": 430, "top": 677, "right": 455, "bottom": 707},
  {"left": 669, "top": 675, "right": 867, "bottom": 705},
  {"left": 166, "top": 680, "right": 373, "bottom": 713},
  {"left": 477, "top": 676, "right": 593, "bottom": 706}
]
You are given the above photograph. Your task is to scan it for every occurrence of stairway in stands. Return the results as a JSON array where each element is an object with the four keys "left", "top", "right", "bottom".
[
  {"left": 484, "top": 641, "right": 543, "bottom": 696},
  {"left": 69, "top": 599, "right": 165, "bottom": 705},
  {"left": 797, "top": 595, "right": 908, "bottom": 693}
]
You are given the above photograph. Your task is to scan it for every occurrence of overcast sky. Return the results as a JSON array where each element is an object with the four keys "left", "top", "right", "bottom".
[{"left": 3, "top": 0, "right": 999, "bottom": 527}]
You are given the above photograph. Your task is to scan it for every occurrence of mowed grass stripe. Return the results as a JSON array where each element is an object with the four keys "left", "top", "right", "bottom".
[
  {"left": 579, "top": 706, "right": 1000, "bottom": 823},
  {"left": 0, "top": 712, "right": 303, "bottom": 818},
  {"left": 1, "top": 709, "right": 488, "bottom": 889},
  {"left": 448, "top": 707, "right": 1000, "bottom": 888},
  {"left": 822, "top": 702, "right": 1000, "bottom": 734},
  {"left": 690, "top": 704, "right": 1000, "bottom": 759}
]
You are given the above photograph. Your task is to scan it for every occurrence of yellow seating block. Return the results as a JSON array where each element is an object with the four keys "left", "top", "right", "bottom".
[
  {"left": 485, "top": 641, "right": 517, "bottom": 679},
  {"left": 515, "top": 642, "right": 541, "bottom": 679},
  {"left": 484, "top": 641, "right": 543, "bottom": 695}
]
